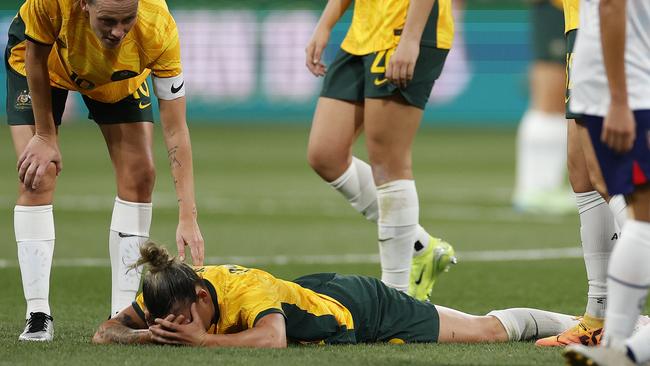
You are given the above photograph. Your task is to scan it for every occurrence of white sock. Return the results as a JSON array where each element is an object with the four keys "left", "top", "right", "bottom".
[
  {"left": 603, "top": 220, "right": 650, "bottom": 348},
  {"left": 328, "top": 157, "right": 379, "bottom": 222},
  {"left": 377, "top": 180, "right": 419, "bottom": 292},
  {"left": 329, "top": 158, "right": 431, "bottom": 255},
  {"left": 487, "top": 308, "right": 579, "bottom": 341},
  {"left": 513, "top": 110, "right": 567, "bottom": 200},
  {"left": 575, "top": 191, "right": 617, "bottom": 318},
  {"left": 608, "top": 194, "right": 628, "bottom": 230},
  {"left": 109, "top": 197, "right": 152, "bottom": 316},
  {"left": 15, "top": 205, "right": 55, "bottom": 318},
  {"left": 627, "top": 320, "right": 650, "bottom": 363}
]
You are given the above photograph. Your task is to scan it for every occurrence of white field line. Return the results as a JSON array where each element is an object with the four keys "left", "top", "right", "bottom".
[
  {"left": 0, "top": 247, "right": 583, "bottom": 268},
  {"left": 0, "top": 193, "right": 566, "bottom": 224}
]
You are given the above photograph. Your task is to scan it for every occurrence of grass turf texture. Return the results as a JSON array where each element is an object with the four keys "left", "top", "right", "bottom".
[{"left": 1, "top": 124, "right": 644, "bottom": 365}]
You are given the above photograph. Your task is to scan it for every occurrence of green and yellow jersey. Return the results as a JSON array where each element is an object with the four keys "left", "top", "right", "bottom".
[
  {"left": 341, "top": 0, "right": 454, "bottom": 55},
  {"left": 563, "top": 0, "right": 579, "bottom": 33},
  {"left": 133, "top": 266, "right": 441, "bottom": 344},
  {"left": 7, "top": 0, "right": 182, "bottom": 103},
  {"left": 133, "top": 265, "right": 357, "bottom": 344}
]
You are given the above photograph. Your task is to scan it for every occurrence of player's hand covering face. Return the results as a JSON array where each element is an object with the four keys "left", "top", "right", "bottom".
[
  {"left": 149, "top": 303, "right": 208, "bottom": 346},
  {"left": 81, "top": 0, "right": 138, "bottom": 49}
]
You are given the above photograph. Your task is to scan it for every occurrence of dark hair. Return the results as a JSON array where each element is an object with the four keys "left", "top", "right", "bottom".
[{"left": 136, "top": 242, "right": 202, "bottom": 320}]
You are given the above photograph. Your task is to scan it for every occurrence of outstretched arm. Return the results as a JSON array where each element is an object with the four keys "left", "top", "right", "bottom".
[
  {"left": 92, "top": 305, "right": 152, "bottom": 344},
  {"left": 150, "top": 303, "right": 287, "bottom": 348},
  {"left": 158, "top": 96, "right": 205, "bottom": 265}
]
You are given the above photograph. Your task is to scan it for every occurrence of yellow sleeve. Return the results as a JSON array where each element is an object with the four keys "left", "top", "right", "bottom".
[
  {"left": 18, "top": 0, "right": 61, "bottom": 45},
  {"left": 132, "top": 293, "right": 147, "bottom": 323},
  {"left": 149, "top": 17, "right": 182, "bottom": 78}
]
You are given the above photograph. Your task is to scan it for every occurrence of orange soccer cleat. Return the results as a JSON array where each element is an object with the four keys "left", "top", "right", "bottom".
[{"left": 535, "top": 315, "right": 603, "bottom": 347}]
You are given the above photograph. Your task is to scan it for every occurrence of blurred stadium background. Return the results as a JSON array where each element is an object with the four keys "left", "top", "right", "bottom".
[{"left": 1, "top": 1, "right": 641, "bottom": 365}]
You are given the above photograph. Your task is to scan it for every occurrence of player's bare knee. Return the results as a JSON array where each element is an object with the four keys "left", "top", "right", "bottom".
[
  {"left": 118, "top": 164, "right": 156, "bottom": 201},
  {"left": 306, "top": 145, "right": 349, "bottom": 181}
]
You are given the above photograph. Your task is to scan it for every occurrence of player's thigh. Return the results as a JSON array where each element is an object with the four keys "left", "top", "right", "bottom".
[
  {"left": 86, "top": 84, "right": 156, "bottom": 201},
  {"left": 436, "top": 305, "right": 508, "bottom": 343},
  {"left": 307, "top": 97, "right": 364, "bottom": 181},
  {"left": 567, "top": 119, "right": 596, "bottom": 194},
  {"left": 576, "top": 121, "right": 609, "bottom": 198}
]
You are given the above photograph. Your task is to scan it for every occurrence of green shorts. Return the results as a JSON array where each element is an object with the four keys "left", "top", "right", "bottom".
[
  {"left": 5, "top": 68, "right": 154, "bottom": 125},
  {"left": 530, "top": 0, "right": 566, "bottom": 64},
  {"left": 4, "top": 14, "right": 154, "bottom": 126},
  {"left": 320, "top": 47, "right": 448, "bottom": 110},
  {"left": 565, "top": 29, "right": 583, "bottom": 120},
  {"left": 293, "top": 273, "right": 440, "bottom": 344}
]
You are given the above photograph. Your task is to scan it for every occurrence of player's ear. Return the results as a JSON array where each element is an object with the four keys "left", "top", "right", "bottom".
[
  {"left": 196, "top": 288, "right": 209, "bottom": 303},
  {"left": 80, "top": 0, "right": 90, "bottom": 12}
]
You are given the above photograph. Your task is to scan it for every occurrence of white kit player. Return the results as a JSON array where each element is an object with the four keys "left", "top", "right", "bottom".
[{"left": 564, "top": 0, "right": 650, "bottom": 365}]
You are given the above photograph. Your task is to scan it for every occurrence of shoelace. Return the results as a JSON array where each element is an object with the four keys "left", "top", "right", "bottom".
[{"left": 26, "top": 312, "right": 52, "bottom": 333}]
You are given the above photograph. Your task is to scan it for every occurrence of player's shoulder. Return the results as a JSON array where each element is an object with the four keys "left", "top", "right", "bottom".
[{"left": 137, "top": 0, "right": 175, "bottom": 26}]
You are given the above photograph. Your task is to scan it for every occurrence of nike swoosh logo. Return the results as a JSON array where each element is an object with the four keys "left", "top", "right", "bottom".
[
  {"left": 138, "top": 102, "right": 151, "bottom": 109},
  {"left": 171, "top": 81, "right": 184, "bottom": 94},
  {"left": 414, "top": 269, "right": 425, "bottom": 285},
  {"left": 565, "top": 95, "right": 570, "bottom": 104},
  {"left": 118, "top": 232, "right": 136, "bottom": 238},
  {"left": 374, "top": 78, "right": 388, "bottom": 86}
]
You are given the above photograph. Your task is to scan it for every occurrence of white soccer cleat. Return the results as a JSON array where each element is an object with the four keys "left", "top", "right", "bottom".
[{"left": 19, "top": 312, "right": 54, "bottom": 342}]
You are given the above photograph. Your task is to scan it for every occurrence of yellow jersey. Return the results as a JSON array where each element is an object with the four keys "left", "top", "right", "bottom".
[
  {"left": 7, "top": 0, "right": 182, "bottom": 103},
  {"left": 133, "top": 265, "right": 356, "bottom": 344},
  {"left": 563, "top": 0, "right": 579, "bottom": 33},
  {"left": 341, "top": 0, "right": 454, "bottom": 55}
]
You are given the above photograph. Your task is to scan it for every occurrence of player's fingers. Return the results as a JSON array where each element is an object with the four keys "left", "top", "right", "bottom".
[
  {"left": 23, "top": 161, "right": 38, "bottom": 189},
  {"left": 54, "top": 159, "right": 62, "bottom": 176},
  {"left": 385, "top": 61, "right": 394, "bottom": 83},
  {"left": 173, "top": 315, "right": 186, "bottom": 325},
  {"left": 399, "top": 64, "right": 408, "bottom": 88},
  {"left": 155, "top": 318, "right": 180, "bottom": 331},
  {"left": 313, "top": 45, "right": 323, "bottom": 65},
  {"left": 406, "top": 63, "right": 415, "bottom": 83},
  {"left": 18, "top": 157, "right": 30, "bottom": 182},
  {"left": 176, "top": 237, "right": 185, "bottom": 262},
  {"left": 190, "top": 302, "right": 202, "bottom": 324},
  {"left": 150, "top": 330, "right": 181, "bottom": 345},
  {"left": 190, "top": 240, "right": 202, "bottom": 266},
  {"left": 32, "top": 163, "right": 49, "bottom": 190},
  {"left": 163, "top": 314, "right": 176, "bottom": 323}
]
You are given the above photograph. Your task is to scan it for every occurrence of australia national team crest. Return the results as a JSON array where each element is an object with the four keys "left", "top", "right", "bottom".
[{"left": 15, "top": 89, "right": 31, "bottom": 111}]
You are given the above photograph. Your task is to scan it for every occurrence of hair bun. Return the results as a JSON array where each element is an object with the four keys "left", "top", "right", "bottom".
[{"left": 136, "top": 241, "right": 174, "bottom": 272}]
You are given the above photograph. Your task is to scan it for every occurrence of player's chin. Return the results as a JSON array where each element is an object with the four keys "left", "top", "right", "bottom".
[{"left": 101, "top": 37, "right": 123, "bottom": 49}]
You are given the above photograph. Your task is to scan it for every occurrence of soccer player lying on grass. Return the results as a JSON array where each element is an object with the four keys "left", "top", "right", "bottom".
[{"left": 92, "top": 242, "right": 584, "bottom": 347}]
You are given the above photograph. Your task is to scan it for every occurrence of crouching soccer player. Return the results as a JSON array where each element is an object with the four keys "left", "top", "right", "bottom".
[
  {"left": 93, "top": 242, "right": 587, "bottom": 347},
  {"left": 7, "top": 0, "right": 204, "bottom": 341}
]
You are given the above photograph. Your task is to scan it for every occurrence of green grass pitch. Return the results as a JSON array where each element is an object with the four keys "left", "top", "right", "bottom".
[{"left": 0, "top": 124, "right": 642, "bottom": 365}]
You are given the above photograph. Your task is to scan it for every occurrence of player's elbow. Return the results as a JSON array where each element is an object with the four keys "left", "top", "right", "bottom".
[
  {"left": 262, "top": 331, "right": 287, "bottom": 348},
  {"left": 92, "top": 324, "right": 110, "bottom": 344}
]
